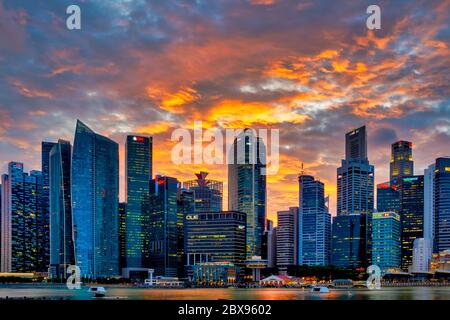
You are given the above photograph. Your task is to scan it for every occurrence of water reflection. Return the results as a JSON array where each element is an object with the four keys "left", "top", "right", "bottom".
[{"left": 0, "top": 285, "right": 449, "bottom": 300}]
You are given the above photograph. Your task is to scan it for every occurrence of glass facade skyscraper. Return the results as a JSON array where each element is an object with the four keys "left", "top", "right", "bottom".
[
  {"left": 72, "top": 120, "right": 119, "bottom": 278},
  {"left": 333, "top": 126, "right": 374, "bottom": 268},
  {"left": 49, "top": 140, "right": 74, "bottom": 279},
  {"left": 399, "top": 175, "right": 424, "bottom": 271},
  {"left": 228, "top": 129, "right": 266, "bottom": 259},
  {"left": 41, "top": 141, "right": 56, "bottom": 273},
  {"left": 119, "top": 202, "right": 126, "bottom": 271},
  {"left": 184, "top": 172, "right": 223, "bottom": 213},
  {"left": 148, "top": 176, "right": 182, "bottom": 277},
  {"left": 372, "top": 212, "right": 401, "bottom": 272},
  {"left": 1, "top": 163, "right": 43, "bottom": 272},
  {"left": 390, "top": 141, "right": 413, "bottom": 181},
  {"left": 434, "top": 157, "right": 450, "bottom": 253},
  {"left": 376, "top": 180, "right": 400, "bottom": 213},
  {"left": 184, "top": 211, "right": 246, "bottom": 266},
  {"left": 298, "top": 175, "right": 331, "bottom": 266},
  {"left": 125, "top": 135, "right": 152, "bottom": 269}
]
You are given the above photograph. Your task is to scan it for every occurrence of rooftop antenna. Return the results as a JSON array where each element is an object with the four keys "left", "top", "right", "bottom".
[{"left": 300, "top": 162, "right": 304, "bottom": 176}]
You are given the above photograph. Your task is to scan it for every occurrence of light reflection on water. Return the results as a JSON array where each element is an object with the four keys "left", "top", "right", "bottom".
[{"left": 0, "top": 285, "right": 450, "bottom": 300}]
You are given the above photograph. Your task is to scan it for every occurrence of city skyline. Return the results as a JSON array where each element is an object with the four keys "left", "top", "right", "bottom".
[{"left": 1, "top": 0, "right": 450, "bottom": 224}]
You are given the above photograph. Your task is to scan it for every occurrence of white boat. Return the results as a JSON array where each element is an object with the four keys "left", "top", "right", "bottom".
[
  {"left": 88, "top": 286, "right": 107, "bottom": 297},
  {"left": 310, "top": 286, "right": 330, "bottom": 293}
]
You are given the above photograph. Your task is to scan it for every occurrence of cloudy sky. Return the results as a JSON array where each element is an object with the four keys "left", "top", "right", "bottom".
[{"left": 0, "top": 0, "right": 449, "bottom": 222}]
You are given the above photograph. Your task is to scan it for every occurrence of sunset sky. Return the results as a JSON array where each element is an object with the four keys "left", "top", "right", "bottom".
[{"left": 0, "top": 0, "right": 449, "bottom": 223}]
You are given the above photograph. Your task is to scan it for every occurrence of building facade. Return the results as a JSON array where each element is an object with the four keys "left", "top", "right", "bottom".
[
  {"left": 276, "top": 207, "right": 298, "bottom": 270},
  {"left": 371, "top": 212, "right": 401, "bottom": 271},
  {"left": 424, "top": 163, "right": 435, "bottom": 244},
  {"left": 434, "top": 157, "right": 450, "bottom": 254},
  {"left": 148, "top": 176, "right": 182, "bottom": 277},
  {"left": 49, "top": 140, "right": 75, "bottom": 279},
  {"left": 411, "top": 238, "right": 432, "bottom": 273},
  {"left": 184, "top": 211, "right": 246, "bottom": 267},
  {"left": 390, "top": 141, "right": 414, "bottom": 181},
  {"left": 184, "top": 172, "right": 223, "bottom": 213},
  {"left": 298, "top": 175, "right": 331, "bottom": 266},
  {"left": 1, "top": 163, "right": 43, "bottom": 272},
  {"left": 72, "top": 120, "right": 120, "bottom": 278},
  {"left": 399, "top": 175, "right": 424, "bottom": 271},
  {"left": 125, "top": 135, "right": 152, "bottom": 269},
  {"left": 333, "top": 126, "right": 374, "bottom": 268},
  {"left": 376, "top": 181, "right": 400, "bottom": 213},
  {"left": 228, "top": 129, "right": 266, "bottom": 259}
]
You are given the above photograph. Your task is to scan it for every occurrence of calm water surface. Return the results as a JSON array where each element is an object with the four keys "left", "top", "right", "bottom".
[{"left": 1, "top": 285, "right": 450, "bottom": 300}]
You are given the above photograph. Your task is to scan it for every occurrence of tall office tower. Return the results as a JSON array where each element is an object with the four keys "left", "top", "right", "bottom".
[
  {"left": 298, "top": 175, "right": 331, "bottom": 266},
  {"left": 265, "top": 220, "right": 277, "bottom": 268},
  {"left": 399, "top": 175, "right": 424, "bottom": 271},
  {"left": 118, "top": 203, "right": 127, "bottom": 271},
  {"left": 331, "top": 214, "right": 369, "bottom": 268},
  {"left": 371, "top": 212, "right": 401, "bottom": 272},
  {"left": 49, "top": 140, "right": 75, "bottom": 279},
  {"left": 390, "top": 141, "right": 414, "bottom": 181},
  {"left": 125, "top": 135, "right": 152, "bottom": 269},
  {"left": 72, "top": 120, "right": 119, "bottom": 278},
  {"left": 148, "top": 175, "right": 181, "bottom": 277},
  {"left": 0, "top": 183, "right": 2, "bottom": 267},
  {"left": 276, "top": 207, "right": 298, "bottom": 270},
  {"left": 1, "top": 163, "right": 43, "bottom": 272},
  {"left": 41, "top": 141, "right": 56, "bottom": 273},
  {"left": 434, "top": 157, "right": 450, "bottom": 253},
  {"left": 228, "top": 129, "right": 266, "bottom": 259},
  {"left": 177, "top": 188, "right": 194, "bottom": 276},
  {"left": 183, "top": 172, "right": 223, "bottom": 213},
  {"left": 424, "top": 164, "right": 436, "bottom": 244},
  {"left": 411, "top": 238, "right": 432, "bottom": 273},
  {"left": 333, "top": 126, "right": 374, "bottom": 268},
  {"left": 184, "top": 211, "right": 246, "bottom": 266},
  {"left": 376, "top": 181, "right": 400, "bottom": 212}
]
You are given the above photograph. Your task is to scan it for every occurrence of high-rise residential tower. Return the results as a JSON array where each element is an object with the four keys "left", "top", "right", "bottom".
[
  {"left": 49, "top": 140, "right": 75, "bottom": 279},
  {"left": 1, "top": 163, "right": 43, "bottom": 272},
  {"left": 125, "top": 135, "right": 152, "bottom": 269},
  {"left": 390, "top": 141, "right": 414, "bottom": 181},
  {"left": 184, "top": 172, "right": 223, "bottom": 213},
  {"left": 434, "top": 157, "right": 450, "bottom": 254},
  {"left": 228, "top": 129, "right": 266, "bottom": 259},
  {"left": 72, "top": 120, "right": 119, "bottom": 278},
  {"left": 298, "top": 175, "right": 331, "bottom": 266}
]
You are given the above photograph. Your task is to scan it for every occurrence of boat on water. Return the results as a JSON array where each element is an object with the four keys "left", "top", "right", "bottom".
[
  {"left": 310, "top": 286, "right": 330, "bottom": 293},
  {"left": 88, "top": 286, "right": 106, "bottom": 298}
]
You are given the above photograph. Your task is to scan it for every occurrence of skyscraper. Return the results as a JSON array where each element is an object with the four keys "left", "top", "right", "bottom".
[
  {"left": 333, "top": 126, "right": 374, "bottom": 268},
  {"left": 228, "top": 129, "right": 266, "bottom": 259},
  {"left": 434, "top": 157, "right": 450, "bottom": 254},
  {"left": 41, "top": 141, "right": 56, "bottom": 273},
  {"left": 119, "top": 202, "right": 126, "bottom": 271},
  {"left": 1, "top": 163, "right": 43, "bottom": 272},
  {"left": 276, "top": 207, "right": 298, "bottom": 270},
  {"left": 390, "top": 141, "right": 413, "bottom": 181},
  {"left": 399, "top": 175, "right": 424, "bottom": 271},
  {"left": 376, "top": 181, "right": 400, "bottom": 213},
  {"left": 371, "top": 212, "right": 401, "bottom": 272},
  {"left": 424, "top": 163, "right": 436, "bottom": 243},
  {"left": 72, "top": 120, "right": 119, "bottom": 278},
  {"left": 298, "top": 175, "right": 331, "bottom": 266},
  {"left": 331, "top": 214, "right": 370, "bottom": 268},
  {"left": 184, "top": 172, "right": 223, "bottom": 213},
  {"left": 148, "top": 175, "right": 181, "bottom": 277},
  {"left": 125, "top": 135, "right": 152, "bottom": 269},
  {"left": 49, "top": 140, "right": 75, "bottom": 279}
]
